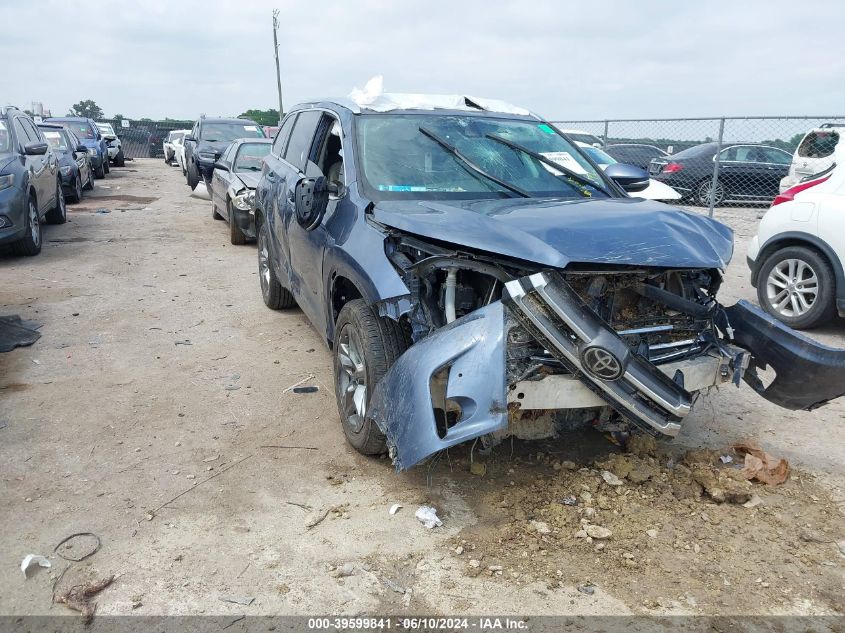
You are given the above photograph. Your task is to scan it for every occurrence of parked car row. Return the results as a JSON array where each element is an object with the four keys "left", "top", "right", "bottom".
[{"left": 0, "top": 106, "right": 125, "bottom": 257}]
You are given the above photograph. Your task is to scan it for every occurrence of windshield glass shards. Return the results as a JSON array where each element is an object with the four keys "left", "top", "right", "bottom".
[{"left": 356, "top": 114, "right": 610, "bottom": 201}]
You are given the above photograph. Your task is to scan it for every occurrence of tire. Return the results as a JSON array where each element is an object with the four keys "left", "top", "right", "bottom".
[
  {"left": 257, "top": 221, "right": 296, "bottom": 309},
  {"left": 95, "top": 160, "right": 105, "bottom": 179},
  {"left": 45, "top": 181, "right": 67, "bottom": 225},
  {"left": 69, "top": 175, "right": 83, "bottom": 203},
  {"left": 228, "top": 201, "right": 246, "bottom": 245},
  {"left": 696, "top": 178, "right": 724, "bottom": 206},
  {"left": 186, "top": 159, "right": 200, "bottom": 188},
  {"left": 757, "top": 246, "right": 836, "bottom": 330},
  {"left": 13, "top": 196, "right": 42, "bottom": 256},
  {"left": 84, "top": 168, "right": 94, "bottom": 191},
  {"left": 333, "top": 299, "right": 411, "bottom": 455},
  {"left": 103, "top": 157, "right": 110, "bottom": 174},
  {"left": 114, "top": 150, "right": 125, "bottom": 167}
]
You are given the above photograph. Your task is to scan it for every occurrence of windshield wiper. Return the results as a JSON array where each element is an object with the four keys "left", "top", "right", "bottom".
[
  {"left": 484, "top": 133, "right": 610, "bottom": 196},
  {"left": 418, "top": 127, "right": 530, "bottom": 198}
]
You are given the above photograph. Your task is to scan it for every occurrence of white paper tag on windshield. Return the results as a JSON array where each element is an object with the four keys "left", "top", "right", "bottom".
[
  {"left": 244, "top": 125, "right": 258, "bottom": 131},
  {"left": 539, "top": 152, "right": 587, "bottom": 175}
]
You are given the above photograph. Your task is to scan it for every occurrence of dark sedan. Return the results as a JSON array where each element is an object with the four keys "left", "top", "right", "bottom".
[
  {"left": 210, "top": 138, "right": 272, "bottom": 244},
  {"left": 605, "top": 143, "right": 668, "bottom": 170},
  {"left": 649, "top": 142, "right": 792, "bottom": 205},
  {"left": 38, "top": 123, "right": 93, "bottom": 202}
]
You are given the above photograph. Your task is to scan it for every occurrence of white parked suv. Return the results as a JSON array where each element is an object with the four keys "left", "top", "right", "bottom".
[
  {"left": 779, "top": 124, "right": 842, "bottom": 192},
  {"left": 747, "top": 143, "right": 844, "bottom": 329},
  {"left": 95, "top": 122, "right": 124, "bottom": 166}
]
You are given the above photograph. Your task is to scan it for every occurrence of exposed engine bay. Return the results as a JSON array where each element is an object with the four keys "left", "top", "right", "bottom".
[{"left": 367, "top": 230, "right": 845, "bottom": 470}]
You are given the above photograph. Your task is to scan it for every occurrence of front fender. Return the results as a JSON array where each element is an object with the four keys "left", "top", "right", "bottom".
[{"left": 367, "top": 302, "right": 507, "bottom": 471}]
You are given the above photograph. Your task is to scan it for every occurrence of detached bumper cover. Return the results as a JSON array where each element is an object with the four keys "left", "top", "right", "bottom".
[
  {"left": 368, "top": 302, "right": 507, "bottom": 471},
  {"left": 724, "top": 300, "right": 845, "bottom": 410}
]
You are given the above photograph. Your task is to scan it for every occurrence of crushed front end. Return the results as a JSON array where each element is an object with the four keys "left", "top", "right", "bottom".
[{"left": 367, "top": 236, "right": 845, "bottom": 471}]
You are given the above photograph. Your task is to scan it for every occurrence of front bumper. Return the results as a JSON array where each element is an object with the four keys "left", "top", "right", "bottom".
[
  {"left": 0, "top": 186, "right": 27, "bottom": 245},
  {"left": 369, "top": 272, "right": 845, "bottom": 471}
]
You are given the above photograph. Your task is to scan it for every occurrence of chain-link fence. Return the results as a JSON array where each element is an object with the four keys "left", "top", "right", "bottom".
[
  {"left": 104, "top": 119, "right": 194, "bottom": 160},
  {"left": 552, "top": 116, "right": 845, "bottom": 216}
]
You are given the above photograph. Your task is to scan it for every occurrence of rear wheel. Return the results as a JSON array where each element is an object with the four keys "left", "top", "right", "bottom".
[
  {"left": 257, "top": 221, "right": 296, "bottom": 309},
  {"left": 333, "top": 299, "right": 410, "bottom": 455},
  {"left": 228, "top": 201, "right": 246, "bottom": 245},
  {"left": 696, "top": 178, "right": 724, "bottom": 206},
  {"left": 69, "top": 175, "right": 83, "bottom": 203},
  {"left": 45, "top": 182, "right": 67, "bottom": 224},
  {"left": 757, "top": 246, "right": 835, "bottom": 329},
  {"left": 13, "top": 196, "right": 42, "bottom": 256}
]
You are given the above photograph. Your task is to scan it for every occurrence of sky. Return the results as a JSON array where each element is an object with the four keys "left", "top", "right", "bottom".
[{"left": 2, "top": 0, "right": 844, "bottom": 123}]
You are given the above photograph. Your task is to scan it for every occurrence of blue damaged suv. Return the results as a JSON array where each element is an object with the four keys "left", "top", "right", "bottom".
[
  {"left": 0, "top": 106, "right": 66, "bottom": 256},
  {"left": 254, "top": 95, "right": 845, "bottom": 471}
]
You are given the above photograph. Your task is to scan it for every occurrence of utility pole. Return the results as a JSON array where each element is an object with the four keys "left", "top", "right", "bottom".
[{"left": 272, "top": 9, "right": 284, "bottom": 125}]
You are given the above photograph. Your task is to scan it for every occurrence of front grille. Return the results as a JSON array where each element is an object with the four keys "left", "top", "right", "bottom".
[{"left": 504, "top": 272, "right": 692, "bottom": 436}]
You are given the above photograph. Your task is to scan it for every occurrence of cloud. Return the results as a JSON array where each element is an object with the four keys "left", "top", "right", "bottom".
[{"left": 2, "top": 0, "right": 843, "bottom": 121}]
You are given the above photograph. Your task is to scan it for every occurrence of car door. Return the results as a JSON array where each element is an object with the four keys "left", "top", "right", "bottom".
[
  {"left": 14, "top": 117, "right": 49, "bottom": 210},
  {"left": 258, "top": 114, "right": 296, "bottom": 276},
  {"left": 211, "top": 143, "right": 235, "bottom": 213},
  {"left": 273, "top": 110, "right": 324, "bottom": 325},
  {"left": 759, "top": 147, "right": 792, "bottom": 199},
  {"left": 286, "top": 113, "right": 345, "bottom": 337}
]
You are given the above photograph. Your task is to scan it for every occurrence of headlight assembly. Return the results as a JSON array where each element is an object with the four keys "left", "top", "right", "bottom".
[{"left": 232, "top": 191, "right": 253, "bottom": 211}]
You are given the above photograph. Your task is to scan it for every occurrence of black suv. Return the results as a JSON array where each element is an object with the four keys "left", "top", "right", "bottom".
[
  {"left": 183, "top": 117, "right": 265, "bottom": 188},
  {"left": 0, "top": 106, "right": 66, "bottom": 256}
]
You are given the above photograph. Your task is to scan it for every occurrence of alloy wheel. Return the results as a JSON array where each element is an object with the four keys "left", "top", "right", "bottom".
[
  {"left": 29, "top": 200, "right": 40, "bottom": 246},
  {"left": 697, "top": 179, "right": 724, "bottom": 206},
  {"left": 258, "top": 232, "right": 271, "bottom": 297},
  {"left": 336, "top": 325, "right": 368, "bottom": 433},
  {"left": 766, "top": 258, "right": 818, "bottom": 317}
]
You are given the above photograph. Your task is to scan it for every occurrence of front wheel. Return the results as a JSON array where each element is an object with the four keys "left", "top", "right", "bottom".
[
  {"left": 95, "top": 160, "right": 106, "bottom": 179},
  {"left": 69, "top": 175, "right": 83, "bottom": 203},
  {"left": 757, "top": 246, "right": 836, "bottom": 329},
  {"left": 257, "top": 221, "right": 296, "bottom": 309},
  {"left": 114, "top": 149, "right": 125, "bottom": 167},
  {"left": 13, "top": 197, "right": 42, "bottom": 256},
  {"left": 333, "top": 299, "right": 410, "bottom": 455},
  {"left": 84, "top": 167, "right": 95, "bottom": 190},
  {"left": 45, "top": 182, "right": 67, "bottom": 224},
  {"left": 103, "top": 157, "right": 110, "bottom": 175},
  {"left": 186, "top": 160, "right": 200, "bottom": 188},
  {"left": 696, "top": 178, "right": 724, "bottom": 206},
  {"left": 228, "top": 201, "right": 246, "bottom": 245}
]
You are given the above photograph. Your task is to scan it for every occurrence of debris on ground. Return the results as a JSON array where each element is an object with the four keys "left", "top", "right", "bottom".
[
  {"left": 20, "top": 554, "right": 51, "bottom": 578},
  {"left": 54, "top": 575, "right": 115, "bottom": 623},
  {"left": 54, "top": 532, "right": 101, "bottom": 562},
  {"left": 292, "top": 386, "right": 319, "bottom": 394},
  {"left": 389, "top": 504, "right": 402, "bottom": 515},
  {"left": 0, "top": 315, "right": 42, "bottom": 353},
  {"left": 470, "top": 461, "right": 487, "bottom": 476},
  {"left": 732, "top": 440, "right": 790, "bottom": 485},
  {"left": 415, "top": 505, "right": 443, "bottom": 529},
  {"left": 576, "top": 582, "right": 596, "bottom": 595},
  {"left": 219, "top": 595, "right": 254, "bottom": 606}
]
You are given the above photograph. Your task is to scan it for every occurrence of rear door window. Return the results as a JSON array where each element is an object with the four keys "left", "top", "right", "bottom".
[
  {"left": 798, "top": 131, "right": 839, "bottom": 158},
  {"left": 283, "top": 111, "right": 322, "bottom": 172},
  {"left": 272, "top": 114, "right": 296, "bottom": 156}
]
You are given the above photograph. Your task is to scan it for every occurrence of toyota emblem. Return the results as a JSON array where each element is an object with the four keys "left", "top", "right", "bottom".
[{"left": 581, "top": 346, "right": 623, "bottom": 380}]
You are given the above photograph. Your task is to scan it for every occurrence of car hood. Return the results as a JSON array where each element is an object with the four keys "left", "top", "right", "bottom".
[
  {"left": 234, "top": 172, "right": 260, "bottom": 190},
  {"left": 372, "top": 197, "right": 734, "bottom": 269}
]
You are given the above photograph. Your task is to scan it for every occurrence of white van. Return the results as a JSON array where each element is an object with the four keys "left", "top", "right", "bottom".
[{"left": 779, "top": 124, "right": 842, "bottom": 192}]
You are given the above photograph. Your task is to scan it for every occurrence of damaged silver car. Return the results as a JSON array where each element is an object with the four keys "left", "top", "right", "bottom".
[{"left": 253, "top": 93, "right": 845, "bottom": 471}]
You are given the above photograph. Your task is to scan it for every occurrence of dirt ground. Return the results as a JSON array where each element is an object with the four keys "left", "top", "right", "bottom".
[{"left": 1, "top": 159, "right": 843, "bottom": 618}]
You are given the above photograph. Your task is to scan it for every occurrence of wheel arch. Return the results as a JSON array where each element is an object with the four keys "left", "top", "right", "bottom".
[{"left": 752, "top": 231, "right": 844, "bottom": 305}]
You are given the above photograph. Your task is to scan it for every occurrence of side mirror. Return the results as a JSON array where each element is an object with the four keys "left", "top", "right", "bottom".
[
  {"left": 24, "top": 142, "right": 48, "bottom": 156},
  {"left": 605, "top": 163, "right": 649, "bottom": 193},
  {"left": 76, "top": 144, "right": 88, "bottom": 152},
  {"left": 214, "top": 161, "right": 229, "bottom": 172},
  {"left": 294, "top": 176, "right": 329, "bottom": 231}
]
